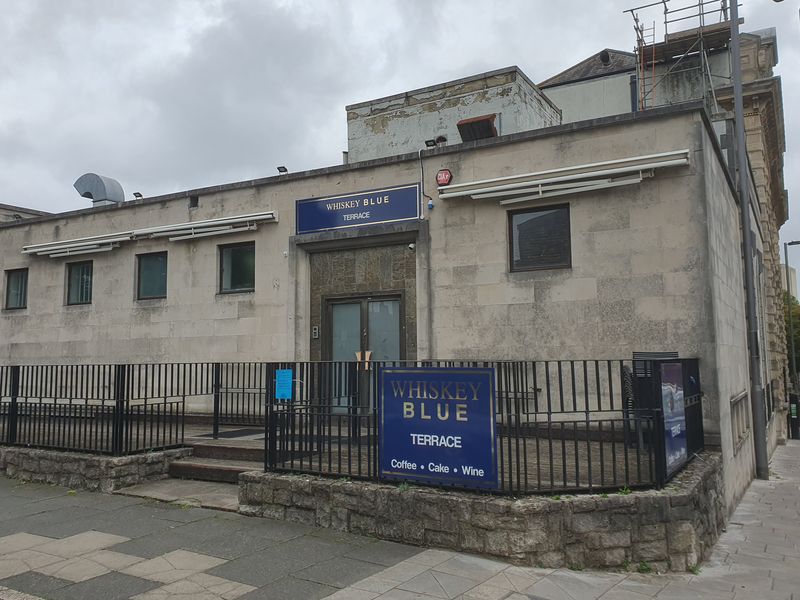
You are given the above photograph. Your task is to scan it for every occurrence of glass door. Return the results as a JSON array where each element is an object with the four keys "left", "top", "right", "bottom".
[
  {"left": 327, "top": 296, "right": 402, "bottom": 362},
  {"left": 327, "top": 295, "right": 402, "bottom": 413},
  {"left": 367, "top": 299, "right": 401, "bottom": 361}
]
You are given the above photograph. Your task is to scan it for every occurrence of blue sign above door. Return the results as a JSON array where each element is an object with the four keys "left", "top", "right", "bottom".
[
  {"left": 296, "top": 184, "right": 420, "bottom": 235},
  {"left": 379, "top": 366, "right": 498, "bottom": 490}
]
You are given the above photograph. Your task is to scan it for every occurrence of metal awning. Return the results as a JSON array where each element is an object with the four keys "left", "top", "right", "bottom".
[
  {"left": 436, "top": 149, "right": 691, "bottom": 205},
  {"left": 22, "top": 211, "right": 278, "bottom": 258}
]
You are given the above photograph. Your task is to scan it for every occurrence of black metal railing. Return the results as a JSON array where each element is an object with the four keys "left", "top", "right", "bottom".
[
  {"left": 0, "top": 358, "right": 704, "bottom": 491},
  {"left": 0, "top": 364, "right": 185, "bottom": 455},
  {"left": 261, "top": 358, "right": 704, "bottom": 493}
]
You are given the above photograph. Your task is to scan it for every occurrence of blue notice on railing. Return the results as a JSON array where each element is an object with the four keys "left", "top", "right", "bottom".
[{"left": 275, "top": 369, "right": 293, "bottom": 401}]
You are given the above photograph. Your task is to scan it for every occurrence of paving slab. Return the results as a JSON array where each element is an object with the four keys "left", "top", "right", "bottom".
[{"left": 117, "top": 480, "right": 239, "bottom": 512}]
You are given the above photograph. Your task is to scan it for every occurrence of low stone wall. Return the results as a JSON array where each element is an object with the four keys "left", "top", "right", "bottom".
[
  {"left": 239, "top": 451, "right": 725, "bottom": 572},
  {"left": 0, "top": 447, "right": 192, "bottom": 493}
]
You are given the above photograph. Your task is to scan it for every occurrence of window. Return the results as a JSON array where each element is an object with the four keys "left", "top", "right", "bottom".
[
  {"left": 457, "top": 114, "right": 498, "bottom": 142},
  {"left": 509, "top": 204, "right": 571, "bottom": 272},
  {"left": 137, "top": 252, "right": 167, "bottom": 300},
  {"left": 67, "top": 261, "right": 93, "bottom": 305},
  {"left": 220, "top": 242, "right": 255, "bottom": 293},
  {"left": 5, "top": 269, "right": 28, "bottom": 309}
]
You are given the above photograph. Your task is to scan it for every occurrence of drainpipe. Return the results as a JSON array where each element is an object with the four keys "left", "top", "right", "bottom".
[
  {"left": 730, "top": 0, "right": 769, "bottom": 479},
  {"left": 419, "top": 149, "right": 435, "bottom": 360}
]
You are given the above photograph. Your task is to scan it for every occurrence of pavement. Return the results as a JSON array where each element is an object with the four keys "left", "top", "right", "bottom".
[{"left": 0, "top": 441, "right": 797, "bottom": 600}]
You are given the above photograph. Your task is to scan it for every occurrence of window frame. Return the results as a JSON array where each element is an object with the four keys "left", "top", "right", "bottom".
[
  {"left": 218, "top": 241, "right": 256, "bottom": 294},
  {"left": 136, "top": 251, "right": 168, "bottom": 300},
  {"left": 4, "top": 268, "right": 29, "bottom": 310},
  {"left": 66, "top": 260, "right": 93, "bottom": 306},
  {"left": 507, "top": 203, "right": 572, "bottom": 273}
]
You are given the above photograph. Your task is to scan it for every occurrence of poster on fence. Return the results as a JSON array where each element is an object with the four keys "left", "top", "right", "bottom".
[
  {"left": 379, "top": 366, "right": 498, "bottom": 490},
  {"left": 659, "top": 362, "right": 687, "bottom": 476}
]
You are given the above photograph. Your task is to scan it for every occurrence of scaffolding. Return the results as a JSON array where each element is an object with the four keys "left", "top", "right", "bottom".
[{"left": 624, "top": 0, "right": 734, "bottom": 113}]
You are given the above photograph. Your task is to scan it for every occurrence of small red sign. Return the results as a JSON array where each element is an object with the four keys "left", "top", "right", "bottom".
[{"left": 436, "top": 169, "right": 452, "bottom": 186}]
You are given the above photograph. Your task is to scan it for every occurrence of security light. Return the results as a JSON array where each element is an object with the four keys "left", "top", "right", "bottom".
[
  {"left": 133, "top": 192, "right": 143, "bottom": 199},
  {"left": 277, "top": 166, "right": 288, "bottom": 174},
  {"left": 424, "top": 139, "right": 437, "bottom": 148}
]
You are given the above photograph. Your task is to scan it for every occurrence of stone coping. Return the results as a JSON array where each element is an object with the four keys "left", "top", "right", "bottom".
[{"left": 239, "top": 450, "right": 725, "bottom": 572}]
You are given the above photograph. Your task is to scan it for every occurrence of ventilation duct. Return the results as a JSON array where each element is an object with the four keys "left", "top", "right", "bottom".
[
  {"left": 73, "top": 173, "right": 125, "bottom": 207},
  {"left": 457, "top": 114, "right": 498, "bottom": 143}
]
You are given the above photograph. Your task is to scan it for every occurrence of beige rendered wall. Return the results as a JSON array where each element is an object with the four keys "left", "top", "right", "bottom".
[
  {"left": 700, "top": 123, "right": 755, "bottom": 509},
  {"left": 425, "top": 113, "right": 713, "bottom": 362},
  {"left": 0, "top": 162, "right": 420, "bottom": 366},
  {"left": 0, "top": 111, "right": 731, "bottom": 370},
  {"left": 542, "top": 72, "right": 632, "bottom": 123}
]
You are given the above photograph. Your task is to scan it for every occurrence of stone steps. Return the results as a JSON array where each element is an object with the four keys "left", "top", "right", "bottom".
[
  {"left": 190, "top": 442, "right": 263, "bottom": 463},
  {"left": 168, "top": 456, "right": 262, "bottom": 484}
]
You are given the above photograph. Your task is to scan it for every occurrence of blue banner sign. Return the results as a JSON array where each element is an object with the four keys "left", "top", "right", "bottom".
[
  {"left": 379, "top": 367, "right": 498, "bottom": 490},
  {"left": 296, "top": 184, "right": 420, "bottom": 235},
  {"left": 659, "top": 362, "right": 687, "bottom": 476},
  {"left": 275, "top": 369, "right": 293, "bottom": 401}
]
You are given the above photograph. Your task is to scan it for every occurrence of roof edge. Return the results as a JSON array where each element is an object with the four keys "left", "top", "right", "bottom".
[
  {"left": 0, "top": 102, "right": 709, "bottom": 231},
  {"left": 346, "top": 65, "right": 531, "bottom": 111},
  {"left": 0, "top": 202, "right": 51, "bottom": 216}
]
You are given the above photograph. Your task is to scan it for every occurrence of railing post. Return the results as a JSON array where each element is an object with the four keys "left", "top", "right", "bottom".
[
  {"left": 212, "top": 363, "right": 221, "bottom": 439},
  {"left": 647, "top": 360, "right": 666, "bottom": 488},
  {"left": 8, "top": 366, "right": 20, "bottom": 444},
  {"left": 265, "top": 388, "right": 277, "bottom": 471},
  {"left": 112, "top": 364, "right": 128, "bottom": 456}
]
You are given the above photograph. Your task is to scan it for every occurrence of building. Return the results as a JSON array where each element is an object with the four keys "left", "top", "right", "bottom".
[
  {"left": 0, "top": 203, "right": 49, "bottom": 223},
  {"left": 0, "top": 15, "right": 789, "bottom": 512},
  {"left": 780, "top": 264, "right": 797, "bottom": 299}
]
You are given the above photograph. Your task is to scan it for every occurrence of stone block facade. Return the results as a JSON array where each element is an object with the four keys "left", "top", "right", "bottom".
[
  {"left": 239, "top": 451, "right": 725, "bottom": 572},
  {"left": 0, "top": 447, "right": 192, "bottom": 492}
]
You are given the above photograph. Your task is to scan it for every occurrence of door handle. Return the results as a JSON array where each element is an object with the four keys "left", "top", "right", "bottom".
[{"left": 355, "top": 350, "right": 373, "bottom": 370}]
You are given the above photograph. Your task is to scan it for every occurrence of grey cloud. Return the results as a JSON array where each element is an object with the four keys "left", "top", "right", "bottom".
[{"left": 0, "top": 0, "right": 797, "bottom": 249}]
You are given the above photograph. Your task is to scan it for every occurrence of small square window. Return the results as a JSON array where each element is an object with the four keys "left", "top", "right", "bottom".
[
  {"left": 67, "top": 261, "right": 93, "bottom": 305},
  {"left": 220, "top": 242, "right": 255, "bottom": 293},
  {"left": 137, "top": 252, "right": 167, "bottom": 300},
  {"left": 509, "top": 204, "right": 571, "bottom": 272},
  {"left": 5, "top": 268, "right": 28, "bottom": 309}
]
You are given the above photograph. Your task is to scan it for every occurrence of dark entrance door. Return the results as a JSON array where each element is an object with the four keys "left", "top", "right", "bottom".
[
  {"left": 327, "top": 294, "right": 402, "bottom": 415},
  {"left": 327, "top": 295, "right": 403, "bottom": 362}
]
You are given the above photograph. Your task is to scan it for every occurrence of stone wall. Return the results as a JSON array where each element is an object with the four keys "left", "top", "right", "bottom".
[
  {"left": 0, "top": 447, "right": 191, "bottom": 492},
  {"left": 239, "top": 451, "right": 725, "bottom": 572}
]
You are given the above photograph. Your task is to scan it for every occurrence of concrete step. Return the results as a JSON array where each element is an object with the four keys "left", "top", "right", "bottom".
[
  {"left": 189, "top": 442, "right": 263, "bottom": 462},
  {"left": 115, "top": 479, "right": 239, "bottom": 512},
  {"left": 169, "top": 457, "right": 262, "bottom": 484}
]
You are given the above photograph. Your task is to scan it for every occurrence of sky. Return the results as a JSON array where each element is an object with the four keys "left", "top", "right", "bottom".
[{"left": 1, "top": 0, "right": 798, "bottom": 241}]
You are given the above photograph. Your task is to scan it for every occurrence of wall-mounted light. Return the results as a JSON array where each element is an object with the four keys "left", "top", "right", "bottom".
[
  {"left": 424, "top": 139, "right": 437, "bottom": 148},
  {"left": 277, "top": 166, "right": 288, "bottom": 174},
  {"left": 133, "top": 192, "right": 143, "bottom": 199}
]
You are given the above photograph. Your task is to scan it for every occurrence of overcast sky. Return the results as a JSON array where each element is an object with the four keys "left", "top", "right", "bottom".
[{"left": 1, "top": 0, "right": 797, "bottom": 242}]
